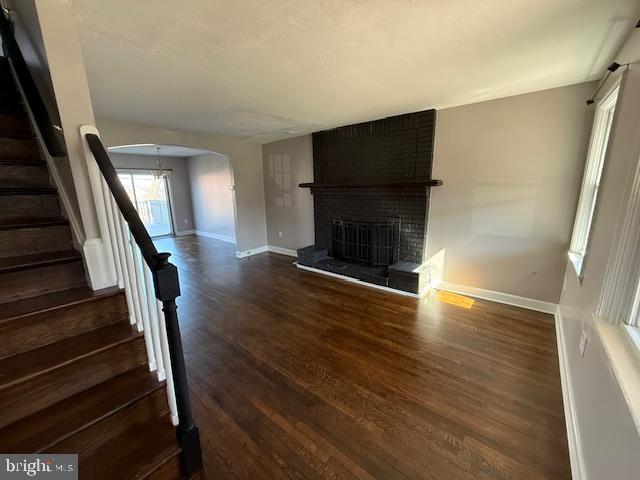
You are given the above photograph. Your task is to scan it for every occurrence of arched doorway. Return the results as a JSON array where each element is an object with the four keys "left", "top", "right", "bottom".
[{"left": 107, "top": 144, "right": 237, "bottom": 245}]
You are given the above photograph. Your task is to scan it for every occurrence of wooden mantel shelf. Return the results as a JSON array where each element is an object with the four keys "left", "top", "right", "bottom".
[{"left": 299, "top": 179, "right": 443, "bottom": 190}]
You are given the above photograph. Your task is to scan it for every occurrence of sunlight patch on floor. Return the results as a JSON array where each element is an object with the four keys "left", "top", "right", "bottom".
[{"left": 434, "top": 290, "right": 475, "bottom": 309}]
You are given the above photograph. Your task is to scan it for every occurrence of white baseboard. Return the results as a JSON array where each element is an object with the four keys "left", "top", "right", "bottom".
[
  {"left": 295, "top": 263, "right": 428, "bottom": 298},
  {"left": 267, "top": 245, "right": 298, "bottom": 257},
  {"left": 555, "top": 308, "right": 587, "bottom": 480},
  {"left": 49, "top": 160, "right": 85, "bottom": 248},
  {"left": 234, "top": 245, "right": 298, "bottom": 259},
  {"left": 194, "top": 230, "right": 236, "bottom": 244},
  {"left": 235, "top": 245, "right": 268, "bottom": 258},
  {"left": 175, "top": 229, "right": 195, "bottom": 236},
  {"left": 436, "top": 281, "right": 557, "bottom": 314}
]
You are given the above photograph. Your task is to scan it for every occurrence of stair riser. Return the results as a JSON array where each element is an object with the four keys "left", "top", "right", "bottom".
[
  {"left": 0, "top": 81, "right": 16, "bottom": 95},
  {"left": 0, "top": 113, "right": 31, "bottom": 137},
  {"left": 0, "top": 336, "right": 147, "bottom": 429},
  {"left": 0, "top": 138, "right": 40, "bottom": 160},
  {"left": 52, "top": 387, "right": 168, "bottom": 456},
  {"left": 0, "top": 293, "right": 128, "bottom": 360},
  {"left": 0, "top": 225, "right": 72, "bottom": 259},
  {"left": 0, "top": 194, "right": 60, "bottom": 221},
  {"left": 0, "top": 260, "right": 86, "bottom": 303},
  {"left": 0, "top": 164, "right": 49, "bottom": 186}
]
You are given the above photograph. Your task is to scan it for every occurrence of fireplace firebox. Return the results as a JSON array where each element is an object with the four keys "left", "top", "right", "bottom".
[{"left": 331, "top": 217, "right": 400, "bottom": 267}]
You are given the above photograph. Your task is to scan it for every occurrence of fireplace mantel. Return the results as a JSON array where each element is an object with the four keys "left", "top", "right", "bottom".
[{"left": 299, "top": 179, "right": 443, "bottom": 191}]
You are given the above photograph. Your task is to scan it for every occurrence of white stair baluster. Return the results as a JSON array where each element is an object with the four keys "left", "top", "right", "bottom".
[
  {"left": 111, "top": 197, "right": 138, "bottom": 326},
  {"left": 143, "top": 264, "right": 166, "bottom": 380},
  {"left": 119, "top": 217, "right": 144, "bottom": 331},
  {"left": 130, "top": 240, "right": 158, "bottom": 372},
  {"left": 101, "top": 177, "right": 124, "bottom": 288}
]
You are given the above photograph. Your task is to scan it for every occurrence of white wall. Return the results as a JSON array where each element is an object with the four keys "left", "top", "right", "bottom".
[
  {"left": 96, "top": 119, "right": 267, "bottom": 253},
  {"left": 187, "top": 153, "right": 236, "bottom": 241},
  {"left": 109, "top": 152, "right": 195, "bottom": 234},
  {"left": 427, "top": 82, "right": 595, "bottom": 303},
  {"left": 557, "top": 64, "right": 640, "bottom": 480},
  {"left": 261, "top": 135, "right": 314, "bottom": 250},
  {"left": 261, "top": 83, "right": 594, "bottom": 302}
]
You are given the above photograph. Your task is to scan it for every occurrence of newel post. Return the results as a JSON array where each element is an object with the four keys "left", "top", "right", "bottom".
[{"left": 152, "top": 252, "right": 203, "bottom": 474}]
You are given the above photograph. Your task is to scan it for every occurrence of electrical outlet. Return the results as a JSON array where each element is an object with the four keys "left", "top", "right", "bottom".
[
  {"left": 184, "top": 219, "right": 189, "bottom": 225},
  {"left": 579, "top": 329, "right": 588, "bottom": 357},
  {"left": 278, "top": 231, "right": 283, "bottom": 238}
]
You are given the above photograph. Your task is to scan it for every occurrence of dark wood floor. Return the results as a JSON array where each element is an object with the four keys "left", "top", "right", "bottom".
[{"left": 155, "top": 235, "right": 570, "bottom": 480}]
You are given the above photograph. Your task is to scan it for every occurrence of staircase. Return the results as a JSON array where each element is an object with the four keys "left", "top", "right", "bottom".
[{"left": 0, "top": 57, "right": 185, "bottom": 479}]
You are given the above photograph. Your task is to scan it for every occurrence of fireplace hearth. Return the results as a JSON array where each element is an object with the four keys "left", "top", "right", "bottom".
[{"left": 296, "top": 109, "right": 442, "bottom": 295}]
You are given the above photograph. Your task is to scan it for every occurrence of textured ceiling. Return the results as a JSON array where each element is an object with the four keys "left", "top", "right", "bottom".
[
  {"left": 108, "top": 144, "right": 214, "bottom": 157},
  {"left": 73, "top": 0, "right": 640, "bottom": 143}
]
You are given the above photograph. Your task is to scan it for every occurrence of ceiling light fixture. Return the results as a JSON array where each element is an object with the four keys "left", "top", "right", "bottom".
[{"left": 153, "top": 146, "right": 168, "bottom": 179}]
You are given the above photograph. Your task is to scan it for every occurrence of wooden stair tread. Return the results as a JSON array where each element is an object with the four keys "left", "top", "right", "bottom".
[
  {"left": 0, "top": 69, "right": 191, "bottom": 476},
  {"left": 0, "top": 286, "right": 121, "bottom": 322},
  {"left": 81, "top": 413, "right": 181, "bottom": 480},
  {"left": 0, "top": 322, "right": 142, "bottom": 389},
  {"left": 0, "top": 216, "right": 67, "bottom": 231},
  {"left": 0, "top": 136, "right": 38, "bottom": 145},
  {"left": 0, "top": 158, "right": 46, "bottom": 166},
  {"left": 0, "top": 132, "right": 34, "bottom": 139},
  {"left": 0, "top": 249, "right": 81, "bottom": 273},
  {"left": 0, "top": 185, "right": 57, "bottom": 195},
  {"left": 0, "top": 365, "right": 164, "bottom": 453}
]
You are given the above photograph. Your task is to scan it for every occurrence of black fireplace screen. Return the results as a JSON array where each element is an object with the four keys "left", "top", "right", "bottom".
[{"left": 331, "top": 218, "right": 399, "bottom": 266}]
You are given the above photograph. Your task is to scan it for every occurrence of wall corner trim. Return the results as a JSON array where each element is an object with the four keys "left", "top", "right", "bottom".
[
  {"left": 436, "top": 282, "right": 558, "bottom": 314},
  {"left": 267, "top": 245, "right": 298, "bottom": 257},
  {"left": 79, "top": 125, "right": 118, "bottom": 290},
  {"left": 555, "top": 308, "right": 587, "bottom": 480}
]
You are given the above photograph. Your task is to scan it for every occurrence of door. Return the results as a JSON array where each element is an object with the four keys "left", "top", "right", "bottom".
[{"left": 117, "top": 171, "right": 174, "bottom": 238}]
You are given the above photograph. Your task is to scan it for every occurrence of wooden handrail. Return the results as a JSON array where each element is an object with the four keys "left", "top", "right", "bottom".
[{"left": 0, "top": 10, "right": 66, "bottom": 157}]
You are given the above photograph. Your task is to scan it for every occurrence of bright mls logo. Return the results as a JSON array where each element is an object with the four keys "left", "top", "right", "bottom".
[{"left": 0, "top": 455, "right": 77, "bottom": 480}]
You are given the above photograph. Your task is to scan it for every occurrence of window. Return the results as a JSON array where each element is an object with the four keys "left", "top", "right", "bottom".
[
  {"left": 569, "top": 84, "right": 620, "bottom": 278},
  {"left": 117, "top": 171, "right": 174, "bottom": 238}
]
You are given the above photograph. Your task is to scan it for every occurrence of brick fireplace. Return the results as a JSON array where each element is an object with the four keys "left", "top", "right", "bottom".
[{"left": 297, "top": 109, "right": 441, "bottom": 295}]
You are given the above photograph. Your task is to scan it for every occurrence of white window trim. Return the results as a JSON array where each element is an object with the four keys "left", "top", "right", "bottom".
[
  {"left": 569, "top": 82, "right": 620, "bottom": 280},
  {"left": 596, "top": 132, "right": 640, "bottom": 330},
  {"left": 594, "top": 317, "right": 640, "bottom": 434}
]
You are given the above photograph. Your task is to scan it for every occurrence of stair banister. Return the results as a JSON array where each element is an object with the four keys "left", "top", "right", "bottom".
[
  {"left": 83, "top": 132, "right": 203, "bottom": 475},
  {"left": 0, "top": 8, "right": 65, "bottom": 157},
  {"left": 1, "top": 6, "right": 201, "bottom": 475}
]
